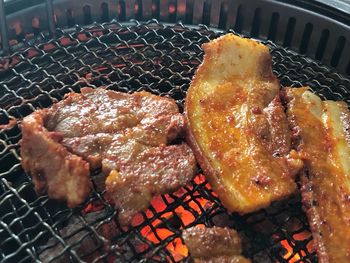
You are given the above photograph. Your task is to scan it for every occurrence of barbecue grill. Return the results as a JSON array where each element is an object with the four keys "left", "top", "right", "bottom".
[{"left": 1, "top": 0, "right": 350, "bottom": 262}]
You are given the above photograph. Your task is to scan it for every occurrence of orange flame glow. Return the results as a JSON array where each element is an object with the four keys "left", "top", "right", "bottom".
[
  {"left": 82, "top": 200, "right": 105, "bottom": 214},
  {"left": 132, "top": 174, "right": 215, "bottom": 261},
  {"left": 280, "top": 230, "right": 313, "bottom": 263},
  {"left": 82, "top": 174, "right": 314, "bottom": 263}
]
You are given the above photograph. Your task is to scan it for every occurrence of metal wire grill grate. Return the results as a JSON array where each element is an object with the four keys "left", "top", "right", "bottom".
[{"left": 0, "top": 20, "right": 349, "bottom": 263}]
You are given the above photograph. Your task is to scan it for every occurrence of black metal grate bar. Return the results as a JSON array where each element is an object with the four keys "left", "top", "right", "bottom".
[
  {"left": 0, "top": 20, "right": 349, "bottom": 263},
  {"left": 0, "top": 0, "right": 9, "bottom": 54},
  {"left": 45, "top": 0, "right": 56, "bottom": 38}
]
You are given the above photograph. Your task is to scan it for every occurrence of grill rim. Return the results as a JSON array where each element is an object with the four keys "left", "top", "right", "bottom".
[
  {"left": 0, "top": 18, "right": 349, "bottom": 263},
  {"left": 1, "top": 0, "right": 350, "bottom": 75}
]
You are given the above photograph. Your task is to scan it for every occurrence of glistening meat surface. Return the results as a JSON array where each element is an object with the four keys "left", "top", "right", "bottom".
[
  {"left": 21, "top": 88, "right": 196, "bottom": 225},
  {"left": 285, "top": 87, "right": 350, "bottom": 263},
  {"left": 21, "top": 112, "right": 91, "bottom": 208},
  {"left": 182, "top": 225, "right": 251, "bottom": 263},
  {"left": 185, "top": 34, "right": 303, "bottom": 215}
]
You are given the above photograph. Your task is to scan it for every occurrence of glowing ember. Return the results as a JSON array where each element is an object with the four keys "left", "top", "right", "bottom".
[
  {"left": 131, "top": 174, "right": 217, "bottom": 261},
  {"left": 174, "top": 206, "right": 195, "bottom": 226},
  {"left": 193, "top": 174, "right": 206, "bottom": 185},
  {"left": 134, "top": 3, "right": 139, "bottom": 13},
  {"left": 168, "top": 3, "right": 176, "bottom": 14},
  {"left": 166, "top": 237, "right": 188, "bottom": 261},
  {"left": 280, "top": 230, "right": 313, "bottom": 263},
  {"left": 80, "top": 173, "right": 314, "bottom": 263},
  {"left": 293, "top": 231, "right": 313, "bottom": 252},
  {"left": 83, "top": 200, "right": 105, "bottom": 214}
]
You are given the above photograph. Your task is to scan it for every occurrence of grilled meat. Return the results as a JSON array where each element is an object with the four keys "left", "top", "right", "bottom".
[
  {"left": 45, "top": 88, "right": 182, "bottom": 141},
  {"left": 285, "top": 87, "right": 350, "bottom": 263},
  {"left": 182, "top": 225, "right": 251, "bottom": 263},
  {"left": 21, "top": 88, "right": 196, "bottom": 224},
  {"left": 182, "top": 226, "right": 242, "bottom": 258},
  {"left": 105, "top": 143, "right": 196, "bottom": 224},
  {"left": 185, "top": 33, "right": 302, "bottom": 214},
  {"left": 21, "top": 111, "right": 91, "bottom": 208}
]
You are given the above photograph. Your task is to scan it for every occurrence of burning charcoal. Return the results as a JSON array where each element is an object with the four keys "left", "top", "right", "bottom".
[{"left": 39, "top": 208, "right": 118, "bottom": 262}]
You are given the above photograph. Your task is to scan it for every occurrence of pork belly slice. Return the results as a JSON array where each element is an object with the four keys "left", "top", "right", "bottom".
[
  {"left": 185, "top": 33, "right": 302, "bottom": 214},
  {"left": 285, "top": 87, "right": 350, "bottom": 263},
  {"left": 182, "top": 225, "right": 251, "bottom": 263},
  {"left": 21, "top": 88, "right": 196, "bottom": 222}
]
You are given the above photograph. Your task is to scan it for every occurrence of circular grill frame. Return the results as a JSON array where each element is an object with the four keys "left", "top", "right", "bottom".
[
  {"left": 1, "top": 0, "right": 350, "bottom": 75},
  {"left": 1, "top": 19, "right": 349, "bottom": 262}
]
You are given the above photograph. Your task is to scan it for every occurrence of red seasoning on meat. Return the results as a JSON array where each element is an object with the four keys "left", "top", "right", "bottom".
[
  {"left": 285, "top": 87, "right": 350, "bottom": 263},
  {"left": 21, "top": 88, "right": 196, "bottom": 224}
]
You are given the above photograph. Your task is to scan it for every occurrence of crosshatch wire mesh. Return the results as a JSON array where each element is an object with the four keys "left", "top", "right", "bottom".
[{"left": 0, "top": 19, "right": 349, "bottom": 263}]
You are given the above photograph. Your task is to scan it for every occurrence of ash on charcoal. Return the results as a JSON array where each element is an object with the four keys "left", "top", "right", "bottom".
[{"left": 39, "top": 208, "right": 119, "bottom": 262}]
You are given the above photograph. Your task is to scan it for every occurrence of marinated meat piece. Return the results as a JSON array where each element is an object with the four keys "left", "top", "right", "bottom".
[
  {"left": 46, "top": 91, "right": 136, "bottom": 137},
  {"left": 106, "top": 143, "right": 196, "bottom": 223},
  {"left": 46, "top": 87, "right": 182, "bottom": 142},
  {"left": 21, "top": 88, "right": 196, "bottom": 223},
  {"left": 286, "top": 87, "right": 350, "bottom": 263},
  {"left": 185, "top": 33, "right": 302, "bottom": 214},
  {"left": 62, "top": 133, "right": 115, "bottom": 170},
  {"left": 182, "top": 225, "right": 251, "bottom": 263},
  {"left": 182, "top": 226, "right": 242, "bottom": 257},
  {"left": 21, "top": 111, "right": 91, "bottom": 208},
  {"left": 263, "top": 96, "right": 292, "bottom": 156}
]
